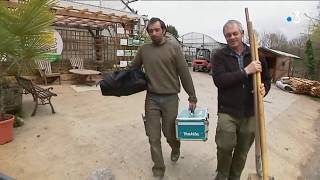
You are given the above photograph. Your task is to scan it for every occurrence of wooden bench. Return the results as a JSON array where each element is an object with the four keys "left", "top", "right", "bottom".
[
  {"left": 16, "top": 76, "right": 57, "bottom": 116},
  {"left": 36, "top": 60, "right": 61, "bottom": 85}
]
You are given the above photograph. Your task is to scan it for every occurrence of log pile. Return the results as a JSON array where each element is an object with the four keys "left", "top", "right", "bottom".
[
  {"left": 311, "top": 86, "right": 320, "bottom": 97},
  {"left": 288, "top": 77, "right": 320, "bottom": 97}
]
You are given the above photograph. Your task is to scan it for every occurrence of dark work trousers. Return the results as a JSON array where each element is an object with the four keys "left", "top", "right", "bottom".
[
  {"left": 215, "top": 113, "right": 255, "bottom": 180},
  {"left": 145, "top": 92, "right": 181, "bottom": 173}
]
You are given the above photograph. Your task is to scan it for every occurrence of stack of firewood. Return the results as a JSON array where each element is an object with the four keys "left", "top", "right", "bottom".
[
  {"left": 289, "top": 77, "right": 320, "bottom": 97},
  {"left": 311, "top": 86, "right": 320, "bottom": 97}
]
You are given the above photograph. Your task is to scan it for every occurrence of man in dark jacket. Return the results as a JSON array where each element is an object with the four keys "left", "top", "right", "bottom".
[{"left": 211, "top": 20, "right": 271, "bottom": 180}]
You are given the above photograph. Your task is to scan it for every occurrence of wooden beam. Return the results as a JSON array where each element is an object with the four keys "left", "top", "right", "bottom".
[
  {"left": 69, "top": 17, "right": 78, "bottom": 20},
  {"left": 56, "top": 9, "right": 133, "bottom": 24},
  {"left": 120, "top": 15, "right": 128, "bottom": 19},
  {"left": 96, "top": 21, "right": 111, "bottom": 26},
  {"left": 80, "top": 24, "right": 89, "bottom": 27},
  {"left": 79, "top": 8, "right": 88, "bottom": 14},
  {"left": 57, "top": 9, "right": 106, "bottom": 21},
  {"left": 63, "top": 6, "right": 73, "bottom": 11},
  {"left": 0, "top": 1, "right": 18, "bottom": 8},
  {"left": 54, "top": 23, "right": 97, "bottom": 30},
  {"left": 81, "top": 19, "right": 91, "bottom": 22},
  {"left": 95, "top": 11, "right": 103, "bottom": 16},
  {"left": 53, "top": 4, "right": 138, "bottom": 30},
  {"left": 62, "top": 19, "right": 72, "bottom": 23}
]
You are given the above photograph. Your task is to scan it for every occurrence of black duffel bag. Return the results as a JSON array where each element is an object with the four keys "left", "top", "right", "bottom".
[{"left": 98, "top": 69, "right": 147, "bottom": 96}]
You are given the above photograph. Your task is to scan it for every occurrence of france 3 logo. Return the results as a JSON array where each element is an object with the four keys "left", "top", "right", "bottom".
[{"left": 286, "top": 11, "right": 301, "bottom": 24}]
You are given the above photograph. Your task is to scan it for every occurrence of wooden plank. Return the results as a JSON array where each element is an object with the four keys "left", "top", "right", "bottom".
[
  {"left": 63, "top": 6, "right": 73, "bottom": 11},
  {"left": 79, "top": 8, "right": 88, "bottom": 14},
  {"left": 0, "top": 1, "right": 18, "bottom": 8},
  {"left": 95, "top": 11, "right": 103, "bottom": 16},
  {"left": 56, "top": 9, "right": 133, "bottom": 24}
]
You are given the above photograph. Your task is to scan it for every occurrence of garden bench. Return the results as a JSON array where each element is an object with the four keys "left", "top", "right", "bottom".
[{"left": 16, "top": 76, "right": 57, "bottom": 116}]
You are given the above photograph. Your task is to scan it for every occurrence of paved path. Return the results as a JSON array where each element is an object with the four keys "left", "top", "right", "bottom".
[{"left": 0, "top": 69, "right": 319, "bottom": 180}]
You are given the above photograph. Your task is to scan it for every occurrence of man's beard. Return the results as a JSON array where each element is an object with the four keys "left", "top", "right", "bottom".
[{"left": 151, "top": 36, "right": 163, "bottom": 44}]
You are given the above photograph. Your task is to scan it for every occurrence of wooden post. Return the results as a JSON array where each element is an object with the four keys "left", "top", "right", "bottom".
[
  {"left": 245, "top": 8, "right": 270, "bottom": 180},
  {"left": 253, "top": 33, "right": 270, "bottom": 180},
  {"left": 288, "top": 59, "right": 293, "bottom": 77},
  {"left": 245, "top": 8, "right": 262, "bottom": 178}
]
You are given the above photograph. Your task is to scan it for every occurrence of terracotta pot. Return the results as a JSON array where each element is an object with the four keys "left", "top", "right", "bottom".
[{"left": 0, "top": 114, "right": 15, "bottom": 145}]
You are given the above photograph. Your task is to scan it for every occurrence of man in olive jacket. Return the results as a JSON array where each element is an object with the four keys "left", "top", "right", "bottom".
[
  {"left": 211, "top": 20, "right": 271, "bottom": 180},
  {"left": 130, "top": 17, "right": 197, "bottom": 177}
]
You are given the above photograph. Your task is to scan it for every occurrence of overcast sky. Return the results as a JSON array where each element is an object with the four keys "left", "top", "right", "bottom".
[
  {"left": 129, "top": 1, "right": 319, "bottom": 43},
  {"left": 75, "top": 1, "right": 319, "bottom": 43}
]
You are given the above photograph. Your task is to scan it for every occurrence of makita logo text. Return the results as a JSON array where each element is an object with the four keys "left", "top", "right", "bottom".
[{"left": 183, "top": 132, "right": 199, "bottom": 136}]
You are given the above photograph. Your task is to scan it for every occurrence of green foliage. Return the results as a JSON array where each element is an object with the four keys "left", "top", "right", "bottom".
[
  {"left": 310, "top": 25, "right": 320, "bottom": 80},
  {"left": 311, "top": 25, "right": 320, "bottom": 40},
  {"left": 133, "top": 31, "right": 151, "bottom": 45},
  {"left": 0, "top": 0, "right": 56, "bottom": 75},
  {"left": 307, "top": 2, "right": 320, "bottom": 80},
  {"left": 166, "top": 25, "right": 179, "bottom": 39},
  {"left": 0, "top": 0, "right": 56, "bottom": 120},
  {"left": 305, "top": 39, "right": 315, "bottom": 79},
  {"left": 139, "top": 35, "right": 151, "bottom": 44}
]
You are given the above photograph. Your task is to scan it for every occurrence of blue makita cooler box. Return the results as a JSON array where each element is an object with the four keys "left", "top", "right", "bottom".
[{"left": 176, "top": 108, "right": 209, "bottom": 141}]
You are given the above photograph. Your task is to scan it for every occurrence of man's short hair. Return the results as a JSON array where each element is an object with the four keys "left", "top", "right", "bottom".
[
  {"left": 146, "top": 17, "right": 167, "bottom": 34},
  {"left": 223, "top": 20, "right": 244, "bottom": 34}
]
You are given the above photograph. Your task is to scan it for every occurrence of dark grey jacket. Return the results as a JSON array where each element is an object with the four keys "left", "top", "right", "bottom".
[{"left": 211, "top": 45, "right": 271, "bottom": 118}]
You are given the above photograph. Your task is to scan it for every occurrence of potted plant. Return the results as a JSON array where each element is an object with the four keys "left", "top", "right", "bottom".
[{"left": 0, "top": 0, "right": 56, "bottom": 144}]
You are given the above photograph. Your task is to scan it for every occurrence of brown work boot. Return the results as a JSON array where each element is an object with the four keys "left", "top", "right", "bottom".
[{"left": 170, "top": 148, "right": 180, "bottom": 162}]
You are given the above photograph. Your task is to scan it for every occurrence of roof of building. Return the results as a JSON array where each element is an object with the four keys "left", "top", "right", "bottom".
[
  {"left": 216, "top": 42, "right": 301, "bottom": 59},
  {"left": 259, "top": 47, "right": 301, "bottom": 59}
]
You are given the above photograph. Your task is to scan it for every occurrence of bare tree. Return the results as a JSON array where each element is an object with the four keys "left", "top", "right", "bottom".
[
  {"left": 258, "top": 32, "right": 289, "bottom": 51},
  {"left": 287, "top": 35, "right": 308, "bottom": 58},
  {"left": 304, "top": 1, "right": 320, "bottom": 28},
  {"left": 255, "top": 31, "right": 308, "bottom": 78}
]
